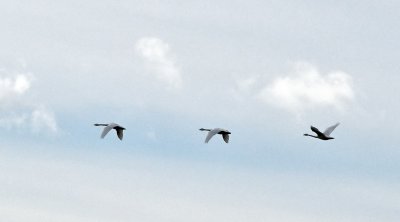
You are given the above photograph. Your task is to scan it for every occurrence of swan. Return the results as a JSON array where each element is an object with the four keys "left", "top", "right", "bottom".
[
  {"left": 304, "top": 123, "right": 340, "bottom": 140},
  {"left": 94, "top": 123, "right": 126, "bottom": 140},
  {"left": 199, "top": 128, "right": 231, "bottom": 143}
]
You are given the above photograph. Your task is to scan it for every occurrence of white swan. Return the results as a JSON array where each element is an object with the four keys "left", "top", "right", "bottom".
[
  {"left": 304, "top": 123, "right": 340, "bottom": 140},
  {"left": 199, "top": 128, "right": 231, "bottom": 143},
  {"left": 94, "top": 123, "right": 126, "bottom": 140}
]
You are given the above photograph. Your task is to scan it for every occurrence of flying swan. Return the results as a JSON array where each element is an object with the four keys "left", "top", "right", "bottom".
[
  {"left": 304, "top": 123, "right": 340, "bottom": 140},
  {"left": 94, "top": 123, "right": 126, "bottom": 140},
  {"left": 199, "top": 128, "right": 231, "bottom": 143}
]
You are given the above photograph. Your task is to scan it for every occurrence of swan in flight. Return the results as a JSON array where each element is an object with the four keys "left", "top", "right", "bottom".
[
  {"left": 94, "top": 123, "right": 126, "bottom": 140},
  {"left": 199, "top": 128, "right": 231, "bottom": 143},
  {"left": 304, "top": 123, "right": 340, "bottom": 140}
]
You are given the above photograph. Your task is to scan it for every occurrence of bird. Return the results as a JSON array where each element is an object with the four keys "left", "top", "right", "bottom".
[
  {"left": 199, "top": 128, "right": 231, "bottom": 143},
  {"left": 304, "top": 123, "right": 340, "bottom": 140},
  {"left": 94, "top": 123, "right": 126, "bottom": 140}
]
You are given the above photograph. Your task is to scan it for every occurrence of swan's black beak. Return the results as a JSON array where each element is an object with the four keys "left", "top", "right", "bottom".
[{"left": 227, "top": 131, "right": 231, "bottom": 134}]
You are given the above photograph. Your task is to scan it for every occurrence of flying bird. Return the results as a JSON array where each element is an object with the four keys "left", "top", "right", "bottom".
[
  {"left": 199, "top": 128, "right": 231, "bottom": 143},
  {"left": 94, "top": 123, "right": 126, "bottom": 140},
  {"left": 304, "top": 123, "right": 340, "bottom": 140}
]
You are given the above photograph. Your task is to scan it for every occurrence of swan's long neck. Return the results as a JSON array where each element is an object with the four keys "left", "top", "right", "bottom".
[
  {"left": 94, "top": 123, "right": 108, "bottom": 126},
  {"left": 304, "top": 134, "right": 318, "bottom": 138},
  {"left": 199, "top": 128, "right": 211, "bottom": 131}
]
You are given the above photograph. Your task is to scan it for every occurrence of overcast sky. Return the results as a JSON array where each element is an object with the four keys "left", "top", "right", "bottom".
[{"left": 0, "top": 0, "right": 399, "bottom": 221}]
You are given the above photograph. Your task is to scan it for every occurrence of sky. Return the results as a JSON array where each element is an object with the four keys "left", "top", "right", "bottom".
[{"left": 0, "top": 0, "right": 399, "bottom": 221}]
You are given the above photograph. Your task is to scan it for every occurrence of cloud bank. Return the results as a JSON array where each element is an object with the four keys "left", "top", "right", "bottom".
[
  {"left": 259, "top": 62, "right": 354, "bottom": 113},
  {"left": 135, "top": 37, "right": 182, "bottom": 90}
]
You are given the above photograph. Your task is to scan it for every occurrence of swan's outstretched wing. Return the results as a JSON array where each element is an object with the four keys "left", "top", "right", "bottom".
[
  {"left": 323, "top": 123, "right": 340, "bottom": 136},
  {"left": 116, "top": 128, "right": 124, "bottom": 140},
  {"left": 311, "top": 126, "right": 324, "bottom": 137},
  {"left": 205, "top": 129, "right": 219, "bottom": 143},
  {"left": 101, "top": 125, "right": 114, "bottom": 138},
  {"left": 222, "top": 134, "right": 229, "bottom": 143}
]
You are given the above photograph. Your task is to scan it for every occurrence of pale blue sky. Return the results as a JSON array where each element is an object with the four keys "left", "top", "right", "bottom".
[{"left": 0, "top": 0, "right": 399, "bottom": 221}]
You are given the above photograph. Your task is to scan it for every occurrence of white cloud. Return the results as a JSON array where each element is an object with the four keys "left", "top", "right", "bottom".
[
  {"left": 31, "top": 107, "right": 58, "bottom": 133},
  {"left": 0, "top": 74, "right": 31, "bottom": 100},
  {"left": 14, "top": 75, "right": 31, "bottom": 93},
  {"left": 135, "top": 37, "right": 182, "bottom": 90},
  {"left": 0, "top": 70, "right": 58, "bottom": 134},
  {"left": 259, "top": 62, "right": 354, "bottom": 112}
]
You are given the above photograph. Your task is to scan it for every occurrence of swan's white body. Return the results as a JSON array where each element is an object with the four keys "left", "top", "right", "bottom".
[
  {"left": 304, "top": 123, "right": 340, "bottom": 140},
  {"left": 94, "top": 123, "right": 126, "bottom": 140},
  {"left": 199, "top": 128, "right": 231, "bottom": 143}
]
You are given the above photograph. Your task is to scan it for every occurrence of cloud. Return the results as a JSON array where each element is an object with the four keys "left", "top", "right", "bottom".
[
  {"left": 135, "top": 37, "right": 182, "bottom": 90},
  {"left": 31, "top": 107, "right": 58, "bottom": 133},
  {"left": 259, "top": 62, "right": 354, "bottom": 112},
  {"left": 0, "top": 74, "right": 31, "bottom": 100},
  {"left": 0, "top": 70, "right": 58, "bottom": 134},
  {"left": 0, "top": 108, "right": 58, "bottom": 134}
]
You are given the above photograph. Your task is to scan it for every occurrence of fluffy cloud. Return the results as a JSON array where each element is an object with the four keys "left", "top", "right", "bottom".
[
  {"left": 0, "top": 71, "right": 58, "bottom": 134},
  {"left": 259, "top": 62, "right": 354, "bottom": 112},
  {"left": 135, "top": 37, "right": 182, "bottom": 90},
  {"left": 0, "top": 74, "right": 31, "bottom": 100}
]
